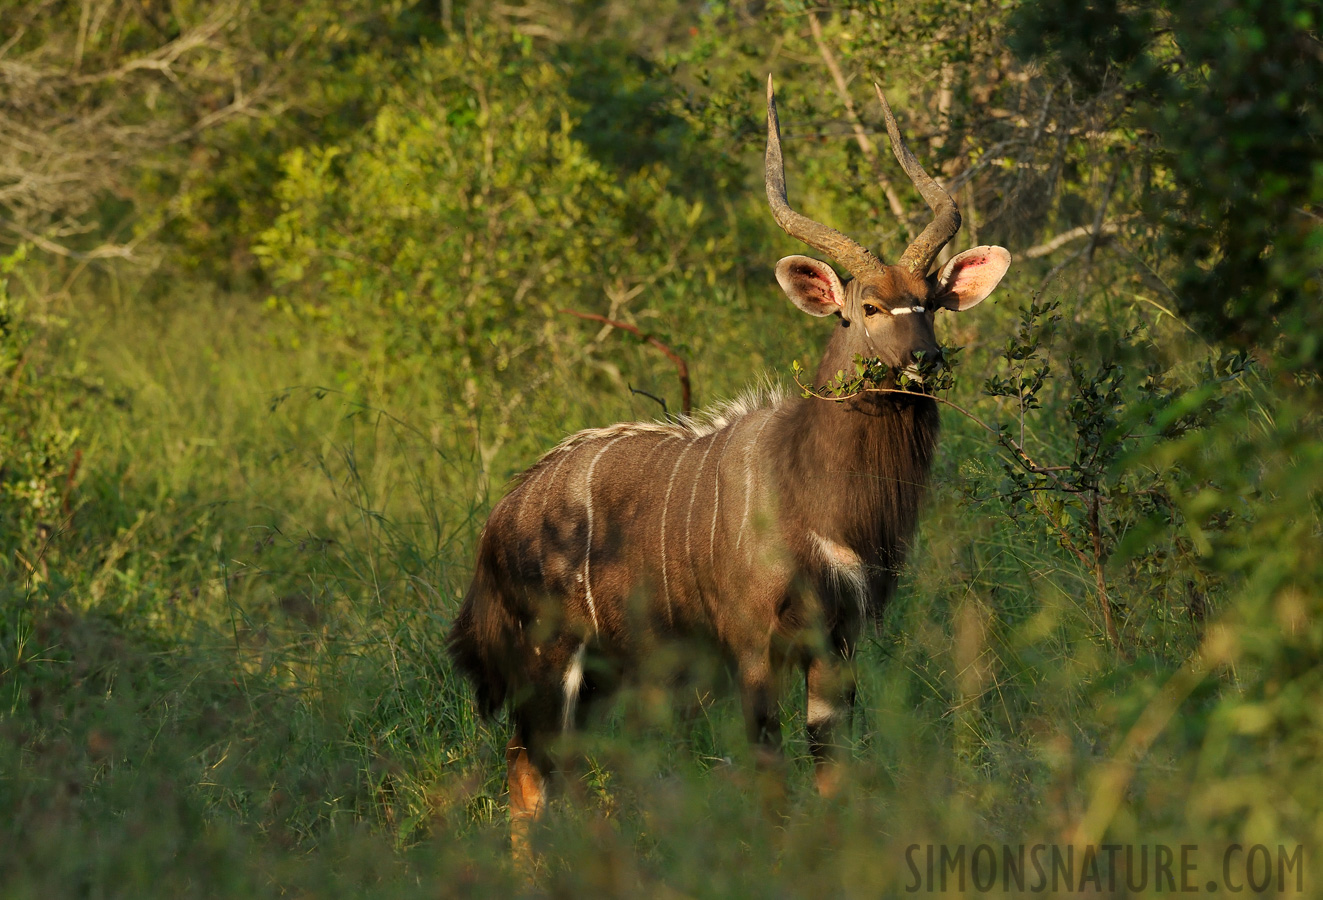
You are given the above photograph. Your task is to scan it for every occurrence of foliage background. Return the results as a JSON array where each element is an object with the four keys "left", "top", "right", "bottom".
[{"left": 1, "top": 0, "right": 1319, "bottom": 895}]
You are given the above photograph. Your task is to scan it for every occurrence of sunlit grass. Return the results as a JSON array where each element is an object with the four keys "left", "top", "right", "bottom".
[{"left": 2, "top": 267, "right": 1320, "bottom": 897}]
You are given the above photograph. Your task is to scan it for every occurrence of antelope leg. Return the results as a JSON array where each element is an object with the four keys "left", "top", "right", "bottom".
[
  {"left": 805, "top": 655, "right": 857, "bottom": 798},
  {"left": 506, "top": 696, "right": 559, "bottom": 866}
]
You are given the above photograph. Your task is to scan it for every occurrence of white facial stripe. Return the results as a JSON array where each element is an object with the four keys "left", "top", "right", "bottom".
[{"left": 889, "top": 305, "right": 926, "bottom": 316}]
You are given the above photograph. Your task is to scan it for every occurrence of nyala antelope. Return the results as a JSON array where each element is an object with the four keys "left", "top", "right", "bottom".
[{"left": 448, "top": 77, "right": 1011, "bottom": 845}]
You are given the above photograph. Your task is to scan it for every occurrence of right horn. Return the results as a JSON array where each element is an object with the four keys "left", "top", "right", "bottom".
[
  {"left": 874, "top": 84, "right": 962, "bottom": 277},
  {"left": 765, "top": 76, "right": 886, "bottom": 279}
]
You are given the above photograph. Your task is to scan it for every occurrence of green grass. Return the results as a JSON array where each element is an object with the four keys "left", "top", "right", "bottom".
[{"left": 2, "top": 269, "right": 1320, "bottom": 898}]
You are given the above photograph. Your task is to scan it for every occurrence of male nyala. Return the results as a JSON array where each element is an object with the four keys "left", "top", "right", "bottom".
[{"left": 449, "top": 76, "right": 1011, "bottom": 851}]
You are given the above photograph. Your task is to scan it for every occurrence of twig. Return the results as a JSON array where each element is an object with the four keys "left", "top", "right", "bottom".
[
  {"left": 1030, "top": 83, "right": 1056, "bottom": 145},
  {"left": 561, "top": 308, "right": 692, "bottom": 415},
  {"left": 1037, "top": 245, "right": 1089, "bottom": 295},
  {"left": 628, "top": 384, "right": 669, "bottom": 418}
]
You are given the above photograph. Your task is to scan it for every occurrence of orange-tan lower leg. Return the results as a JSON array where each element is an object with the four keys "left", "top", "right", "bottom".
[
  {"left": 506, "top": 736, "right": 547, "bottom": 867},
  {"left": 806, "top": 656, "right": 855, "bottom": 798},
  {"left": 738, "top": 658, "right": 789, "bottom": 819}
]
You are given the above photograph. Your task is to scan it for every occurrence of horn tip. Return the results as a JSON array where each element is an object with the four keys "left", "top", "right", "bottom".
[
  {"left": 767, "top": 74, "right": 775, "bottom": 102},
  {"left": 873, "top": 83, "right": 893, "bottom": 112}
]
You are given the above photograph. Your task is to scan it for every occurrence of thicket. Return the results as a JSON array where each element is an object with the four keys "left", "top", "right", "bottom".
[{"left": 1, "top": 1, "right": 1319, "bottom": 896}]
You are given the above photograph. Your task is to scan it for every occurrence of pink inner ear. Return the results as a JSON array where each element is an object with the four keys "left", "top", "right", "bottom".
[
  {"left": 793, "top": 264, "right": 836, "bottom": 303},
  {"left": 948, "top": 257, "right": 994, "bottom": 293},
  {"left": 938, "top": 246, "right": 1011, "bottom": 311},
  {"left": 776, "top": 256, "right": 845, "bottom": 316}
]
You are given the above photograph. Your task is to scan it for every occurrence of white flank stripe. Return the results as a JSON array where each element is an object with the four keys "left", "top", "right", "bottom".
[
  {"left": 659, "top": 439, "right": 695, "bottom": 625},
  {"left": 635, "top": 432, "right": 678, "bottom": 476},
  {"left": 583, "top": 435, "right": 629, "bottom": 633},
  {"left": 515, "top": 453, "right": 551, "bottom": 530},
  {"left": 685, "top": 433, "right": 720, "bottom": 589},
  {"left": 708, "top": 425, "right": 738, "bottom": 568},
  {"left": 736, "top": 411, "right": 776, "bottom": 553},
  {"left": 562, "top": 642, "right": 587, "bottom": 731}
]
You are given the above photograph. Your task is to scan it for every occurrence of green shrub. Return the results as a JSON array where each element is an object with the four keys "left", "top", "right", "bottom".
[
  {"left": 0, "top": 246, "right": 80, "bottom": 571},
  {"left": 255, "top": 30, "right": 740, "bottom": 478}
]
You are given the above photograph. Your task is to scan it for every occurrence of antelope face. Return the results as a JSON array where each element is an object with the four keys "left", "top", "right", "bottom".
[
  {"left": 764, "top": 75, "right": 1010, "bottom": 388},
  {"left": 774, "top": 247, "right": 1011, "bottom": 380}
]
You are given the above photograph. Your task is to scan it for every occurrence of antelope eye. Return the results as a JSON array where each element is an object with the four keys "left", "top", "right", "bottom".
[{"left": 863, "top": 303, "right": 880, "bottom": 317}]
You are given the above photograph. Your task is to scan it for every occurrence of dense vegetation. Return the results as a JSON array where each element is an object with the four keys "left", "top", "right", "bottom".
[{"left": 2, "top": 1, "right": 1320, "bottom": 895}]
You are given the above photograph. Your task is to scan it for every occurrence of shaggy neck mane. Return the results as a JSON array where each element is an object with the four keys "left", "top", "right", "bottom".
[{"left": 769, "top": 384, "right": 940, "bottom": 604}]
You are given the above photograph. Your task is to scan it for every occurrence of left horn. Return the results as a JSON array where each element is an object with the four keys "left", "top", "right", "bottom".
[
  {"left": 875, "top": 83, "right": 962, "bottom": 276},
  {"left": 766, "top": 76, "right": 886, "bottom": 278}
]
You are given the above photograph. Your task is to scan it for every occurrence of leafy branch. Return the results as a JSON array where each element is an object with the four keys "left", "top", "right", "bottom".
[{"left": 791, "top": 346, "right": 1078, "bottom": 493}]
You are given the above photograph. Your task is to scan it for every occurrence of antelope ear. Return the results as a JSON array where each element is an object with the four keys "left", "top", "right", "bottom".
[
  {"left": 775, "top": 256, "right": 846, "bottom": 317},
  {"left": 933, "top": 246, "right": 1011, "bottom": 311}
]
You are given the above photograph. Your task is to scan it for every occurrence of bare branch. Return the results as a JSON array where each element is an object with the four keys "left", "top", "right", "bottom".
[
  {"left": 0, "top": 0, "right": 289, "bottom": 253},
  {"left": 560, "top": 308, "right": 692, "bottom": 415},
  {"left": 1023, "top": 223, "right": 1121, "bottom": 258},
  {"left": 0, "top": 216, "right": 136, "bottom": 260}
]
